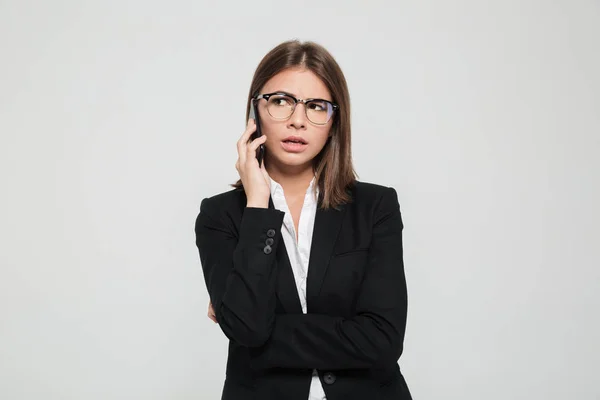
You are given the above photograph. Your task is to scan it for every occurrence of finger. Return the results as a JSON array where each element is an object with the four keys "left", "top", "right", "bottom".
[
  {"left": 208, "top": 312, "right": 217, "bottom": 323},
  {"left": 237, "top": 120, "right": 256, "bottom": 164},
  {"left": 246, "top": 139, "right": 266, "bottom": 164},
  {"left": 207, "top": 302, "right": 217, "bottom": 322},
  {"left": 237, "top": 118, "right": 256, "bottom": 150},
  {"left": 247, "top": 134, "right": 267, "bottom": 155}
]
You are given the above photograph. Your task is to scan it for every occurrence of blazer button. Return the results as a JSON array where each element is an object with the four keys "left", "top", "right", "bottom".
[
  {"left": 265, "top": 238, "right": 274, "bottom": 246},
  {"left": 323, "top": 372, "right": 336, "bottom": 384},
  {"left": 263, "top": 245, "right": 272, "bottom": 254},
  {"left": 266, "top": 229, "right": 276, "bottom": 237}
]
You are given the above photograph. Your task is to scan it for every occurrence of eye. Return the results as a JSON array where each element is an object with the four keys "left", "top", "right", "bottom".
[
  {"left": 307, "top": 100, "right": 328, "bottom": 112},
  {"left": 269, "top": 95, "right": 294, "bottom": 107}
]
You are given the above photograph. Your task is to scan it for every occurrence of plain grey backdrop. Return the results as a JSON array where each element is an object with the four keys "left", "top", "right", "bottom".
[{"left": 1, "top": 0, "right": 599, "bottom": 399}]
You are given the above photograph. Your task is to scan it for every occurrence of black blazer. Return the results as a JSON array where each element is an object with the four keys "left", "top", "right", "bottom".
[{"left": 194, "top": 180, "right": 412, "bottom": 400}]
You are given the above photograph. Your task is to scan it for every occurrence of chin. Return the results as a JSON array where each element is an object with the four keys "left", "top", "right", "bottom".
[{"left": 270, "top": 152, "right": 314, "bottom": 167}]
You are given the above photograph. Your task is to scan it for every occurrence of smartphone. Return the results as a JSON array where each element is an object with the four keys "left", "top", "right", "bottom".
[{"left": 249, "top": 99, "right": 265, "bottom": 167}]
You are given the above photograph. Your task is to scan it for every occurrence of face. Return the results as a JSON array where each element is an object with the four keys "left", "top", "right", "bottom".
[{"left": 256, "top": 68, "right": 334, "bottom": 171}]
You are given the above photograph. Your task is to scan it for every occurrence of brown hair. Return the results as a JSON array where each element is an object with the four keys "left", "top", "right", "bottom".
[{"left": 230, "top": 39, "right": 358, "bottom": 210}]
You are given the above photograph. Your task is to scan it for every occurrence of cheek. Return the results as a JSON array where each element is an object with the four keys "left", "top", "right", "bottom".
[
  {"left": 259, "top": 121, "right": 277, "bottom": 143},
  {"left": 310, "top": 131, "right": 331, "bottom": 152}
]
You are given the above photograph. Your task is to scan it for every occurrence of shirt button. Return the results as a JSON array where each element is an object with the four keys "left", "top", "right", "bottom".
[
  {"left": 263, "top": 245, "right": 272, "bottom": 254},
  {"left": 323, "top": 372, "right": 336, "bottom": 384},
  {"left": 266, "top": 229, "right": 276, "bottom": 237},
  {"left": 265, "top": 238, "right": 274, "bottom": 246}
]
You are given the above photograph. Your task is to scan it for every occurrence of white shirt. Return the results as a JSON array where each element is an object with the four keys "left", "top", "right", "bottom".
[{"left": 269, "top": 176, "right": 326, "bottom": 400}]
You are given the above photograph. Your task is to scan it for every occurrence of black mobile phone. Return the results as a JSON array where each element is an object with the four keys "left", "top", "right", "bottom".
[{"left": 249, "top": 99, "right": 265, "bottom": 167}]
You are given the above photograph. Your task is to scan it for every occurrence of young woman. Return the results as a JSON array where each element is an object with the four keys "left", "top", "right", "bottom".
[{"left": 194, "top": 40, "right": 412, "bottom": 400}]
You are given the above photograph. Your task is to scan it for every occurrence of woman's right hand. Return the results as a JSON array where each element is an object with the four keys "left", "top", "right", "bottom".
[{"left": 236, "top": 118, "right": 271, "bottom": 208}]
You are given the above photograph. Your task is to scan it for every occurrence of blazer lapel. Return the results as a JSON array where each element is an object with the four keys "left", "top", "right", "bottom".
[
  {"left": 275, "top": 240, "right": 304, "bottom": 314},
  {"left": 305, "top": 200, "right": 347, "bottom": 312},
  {"left": 266, "top": 193, "right": 348, "bottom": 314},
  {"left": 269, "top": 195, "right": 303, "bottom": 314}
]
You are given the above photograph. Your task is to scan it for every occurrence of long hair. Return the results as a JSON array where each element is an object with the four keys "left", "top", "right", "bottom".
[{"left": 231, "top": 39, "right": 357, "bottom": 210}]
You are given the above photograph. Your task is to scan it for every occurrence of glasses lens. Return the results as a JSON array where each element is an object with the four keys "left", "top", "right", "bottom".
[
  {"left": 267, "top": 95, "right": 295, "bottom": 119},
  {"left": 265, "top": 94, "right": 336, "bottom": 124},
  {"left": 306, "top": 100, "right": 333, "bottom": 124}
]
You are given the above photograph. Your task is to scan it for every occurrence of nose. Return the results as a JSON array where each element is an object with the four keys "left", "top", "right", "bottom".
[{"left": 288, "top": 102, "right": 307, "bottom": 129}]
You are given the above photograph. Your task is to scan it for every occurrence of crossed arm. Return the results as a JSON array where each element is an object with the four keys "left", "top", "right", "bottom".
[{"left": 194, "top": 187, "right": 408, "bottom": 370}]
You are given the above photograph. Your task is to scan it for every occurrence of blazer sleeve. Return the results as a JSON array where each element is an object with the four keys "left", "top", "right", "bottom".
[
  {"left": 250, "top": 187, "right": 408, "bottom": 370},
  {"left": 194, "top": 197, "right": 285, "bottom": 347}
]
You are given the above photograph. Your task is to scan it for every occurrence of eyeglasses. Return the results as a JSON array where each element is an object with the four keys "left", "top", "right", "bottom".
[{"left": 253, "top": 92, "right": 339, "bottom": 125}]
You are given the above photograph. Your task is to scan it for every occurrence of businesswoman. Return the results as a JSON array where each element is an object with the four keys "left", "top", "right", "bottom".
[{"left": 194, "top": 40, "right": 412, "bottom": 400}]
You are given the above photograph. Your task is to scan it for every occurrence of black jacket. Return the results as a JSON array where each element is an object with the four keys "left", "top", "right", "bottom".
[{"left": 194, "top": 180, "right": 412, "bottom": 399}]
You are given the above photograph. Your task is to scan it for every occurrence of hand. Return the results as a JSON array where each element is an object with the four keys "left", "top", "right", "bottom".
[
  {"left": 235, "top": 118, "right": 271, "bottom": 208},
  {"left": 208, "top": 301, "right": 217, "bottom": 324}
]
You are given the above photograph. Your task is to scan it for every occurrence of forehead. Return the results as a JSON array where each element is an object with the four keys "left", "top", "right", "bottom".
[{"left": 261, "top": 68, "right": 331, "bottom": 100}]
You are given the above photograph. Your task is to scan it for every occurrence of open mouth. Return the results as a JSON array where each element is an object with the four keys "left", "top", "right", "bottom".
[
  {"left": 283, "top": 139, "right": 306, "bottom": 144},
  {"left": 282, "top": 136, "right": 308, "bottom": 144},
  {"left": 281, "top": 139, "right": 308, "bottom": 153}
]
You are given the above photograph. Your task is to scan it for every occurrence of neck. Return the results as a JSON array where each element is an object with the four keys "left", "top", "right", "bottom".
[{"left": 266, "top": 159, "right": 315, "bottom": 197}]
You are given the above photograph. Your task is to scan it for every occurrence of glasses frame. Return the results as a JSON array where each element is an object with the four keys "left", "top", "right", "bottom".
[{"left": 253, "top": 91, "right": 339, "bottom": 125}]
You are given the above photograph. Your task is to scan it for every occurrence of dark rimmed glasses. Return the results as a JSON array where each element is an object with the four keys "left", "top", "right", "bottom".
[{"left": 253, "top": 92, "right": 339, "bottom": 125}]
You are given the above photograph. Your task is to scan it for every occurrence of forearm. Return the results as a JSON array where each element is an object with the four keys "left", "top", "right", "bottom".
[{"left": 251, "top": 306, "right": 407, "bottom": 370}]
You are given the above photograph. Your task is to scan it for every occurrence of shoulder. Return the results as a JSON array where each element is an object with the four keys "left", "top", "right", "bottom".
[
  {"left": 349, "top": 180, "right": 403, "bottom": 224},
  {"left": 350, "top": 180, "right": 401, "bottom": 206},
  {"left": 201, "top": 187, "right": 244, "bottom": 207},
  {"left": 196, "top": 187, "right": 246, "bottom": 223}
]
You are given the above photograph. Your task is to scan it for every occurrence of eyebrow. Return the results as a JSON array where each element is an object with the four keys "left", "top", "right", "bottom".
[
  {"left": 274, "top": 90, "right": 297, "bottom": 97},
  {"left": 272, "top": 90, "right": 332, "bottom": 102}
]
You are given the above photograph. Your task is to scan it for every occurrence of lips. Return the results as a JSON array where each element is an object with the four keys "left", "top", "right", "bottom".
[
  {"left": 281, "top": 136, "right": 308, "bottom": 153},
  {"left": 282, "top": 136, "right": 307, "bottom": 144}
]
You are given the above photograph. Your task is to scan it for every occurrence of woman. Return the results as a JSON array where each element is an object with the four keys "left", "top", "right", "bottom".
[{"left": 194, "top": 40, "right": 412, "bottom": 400}]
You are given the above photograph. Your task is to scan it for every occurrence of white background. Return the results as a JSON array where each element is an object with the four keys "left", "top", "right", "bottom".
[{"left": 1, "top": 1, "right": 599, "bottom": 399}]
